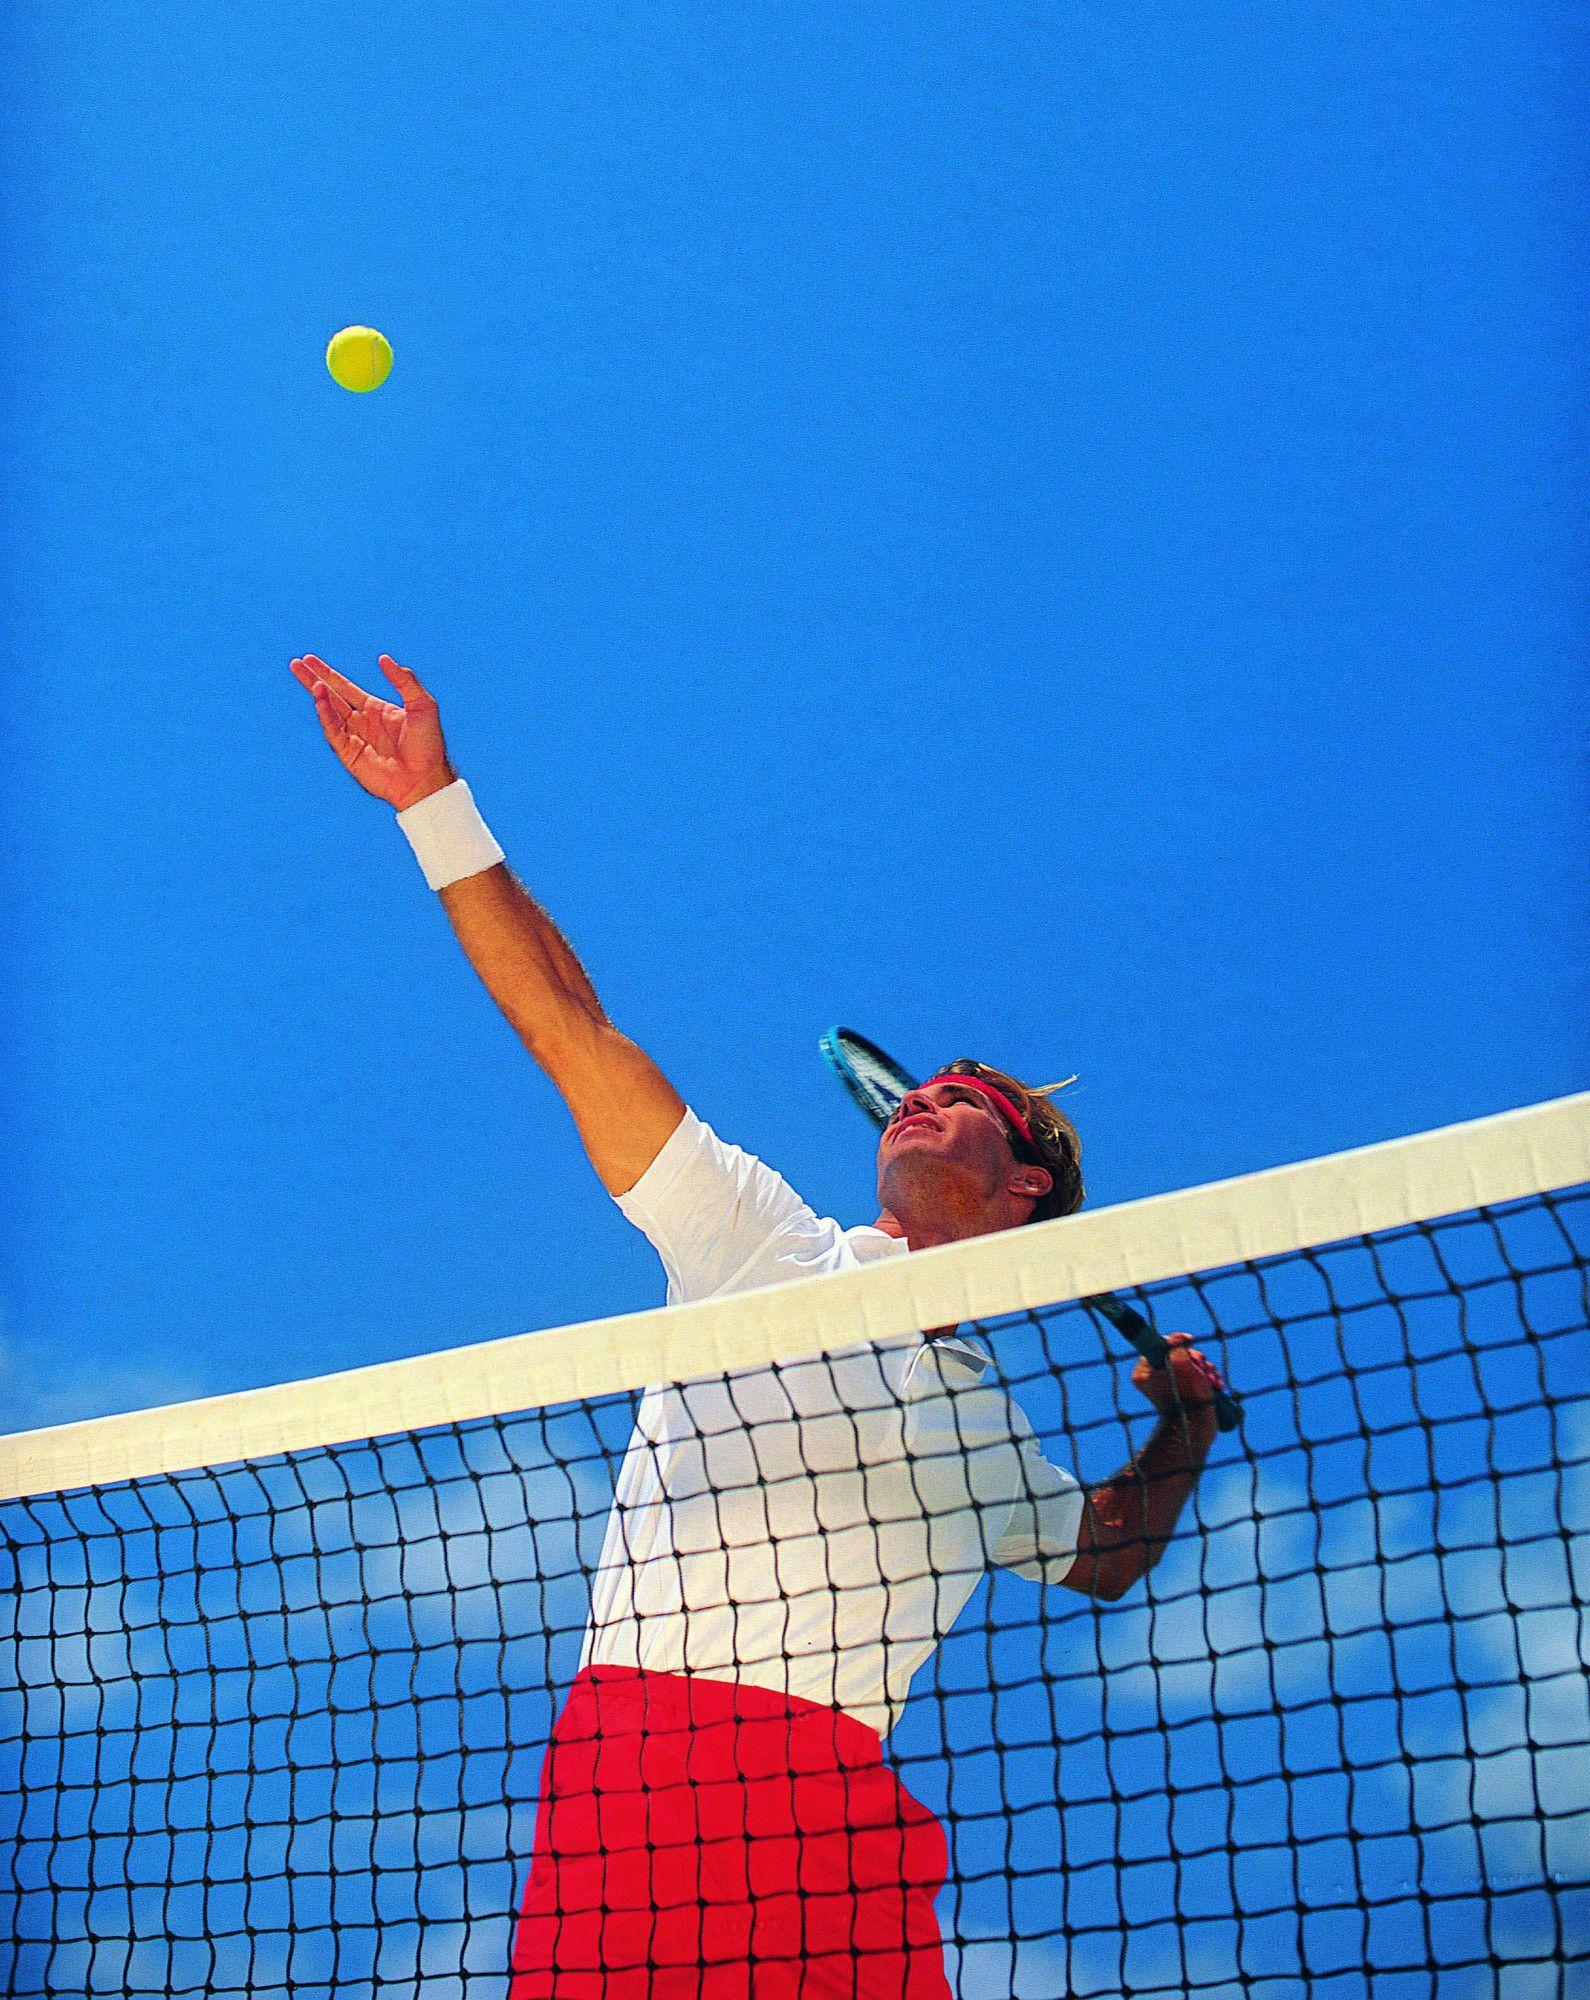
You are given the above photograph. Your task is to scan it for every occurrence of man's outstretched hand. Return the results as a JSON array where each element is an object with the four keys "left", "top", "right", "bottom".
[{"left": 290, "top": 654, "right": 456, "bottom": 812}]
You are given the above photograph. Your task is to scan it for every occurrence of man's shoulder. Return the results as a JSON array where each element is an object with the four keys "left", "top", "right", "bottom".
[{"left": 619, "top": 1108, "right": 891, "bottom": 1307}]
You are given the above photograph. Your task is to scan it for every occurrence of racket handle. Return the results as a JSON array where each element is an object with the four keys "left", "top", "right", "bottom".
[{"left": 1090, "top": 1293, "right": 1244, "bottom": 1433}]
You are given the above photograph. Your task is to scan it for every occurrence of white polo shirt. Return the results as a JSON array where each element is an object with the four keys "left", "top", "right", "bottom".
[{"left": 579, "top": 1109, "right": 1086, "bottom": 1738}]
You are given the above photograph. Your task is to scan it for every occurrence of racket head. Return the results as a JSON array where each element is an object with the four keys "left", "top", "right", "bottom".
[{"left": 818, "top": 1027, "right": 919, "bottom": 1130}]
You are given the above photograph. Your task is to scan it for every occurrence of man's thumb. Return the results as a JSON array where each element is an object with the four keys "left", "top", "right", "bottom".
[{"left": 379, "top": 654, "right": 433, "bottom": 703}]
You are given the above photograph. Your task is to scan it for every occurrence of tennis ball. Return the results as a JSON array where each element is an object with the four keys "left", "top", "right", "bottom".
[{"left": 326, "top": 325, "right": 393, "bottom": 393}]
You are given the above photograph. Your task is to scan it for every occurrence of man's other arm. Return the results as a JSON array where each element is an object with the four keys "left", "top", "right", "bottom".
[{"left": 1060, "top": 1333, "right": 1223, "bottom": 1601}]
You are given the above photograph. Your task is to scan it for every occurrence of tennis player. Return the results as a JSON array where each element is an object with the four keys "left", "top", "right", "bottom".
[{"left": 291, "top": 654, "right": 1227, "bottom": 1999}]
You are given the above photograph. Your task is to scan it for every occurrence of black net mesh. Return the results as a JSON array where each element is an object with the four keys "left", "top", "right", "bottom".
[{"left": 2, "top": 1186, "right": 1586, "bottom": 1998}]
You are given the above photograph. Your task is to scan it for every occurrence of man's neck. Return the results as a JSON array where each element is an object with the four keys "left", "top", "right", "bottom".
[{"left": 872, "top": 1206, "right": 1016, "bottom": 1251}]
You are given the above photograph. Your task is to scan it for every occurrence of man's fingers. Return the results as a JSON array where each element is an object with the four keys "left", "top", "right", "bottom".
[
  {"left": 1134, "top": 1333, "right": 1225, "bottom": 1413},
  {"left": 378, "top": 654, "right": 435, "bottom": 706},
  {"left": 1170, "top": 1354, "right": 1224, "bottom": 1402},
  {"left": 309, "top": 682, "right": 352, "bottom": 750},
  {"left": 311, "top": 684, "right": 376, "bottom": 771},
  {"left": 295, "top": 654, "right": 373, "bottom": 711},
  {"left": 1165, "top": 1331, "right": 1224, "bottom": 1385},
  {"left": 312, "top": 679, "right": 355, "bottom": 727}
]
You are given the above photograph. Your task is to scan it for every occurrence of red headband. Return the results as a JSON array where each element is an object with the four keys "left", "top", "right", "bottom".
[{"left": 921, "top": 1072, "right": 1037, "bottom": 1151}]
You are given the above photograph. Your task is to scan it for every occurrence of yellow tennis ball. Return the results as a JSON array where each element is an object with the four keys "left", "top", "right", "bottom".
[{"left": 326, "top": 325, "right": 393, "bottom": 393}]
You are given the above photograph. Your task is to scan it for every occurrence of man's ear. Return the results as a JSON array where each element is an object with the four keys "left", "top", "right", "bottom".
[{"left": 1011, "top": 1163, "right": 1053, "bottom": 1204}]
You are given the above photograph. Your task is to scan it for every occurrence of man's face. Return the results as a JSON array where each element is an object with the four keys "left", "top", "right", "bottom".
[{"left": 875, "top": 1077, "right": 1031, "bottom": 1211}]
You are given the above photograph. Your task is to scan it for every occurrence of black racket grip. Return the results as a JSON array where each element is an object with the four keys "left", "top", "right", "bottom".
[{"left": 1090, "top": 1293, "right": 1244, "bottom": 1432}]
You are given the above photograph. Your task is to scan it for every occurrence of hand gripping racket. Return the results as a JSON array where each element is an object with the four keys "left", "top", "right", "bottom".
[{"left": 820, "top": 1027, "right": 1243, "bottom": 1432}]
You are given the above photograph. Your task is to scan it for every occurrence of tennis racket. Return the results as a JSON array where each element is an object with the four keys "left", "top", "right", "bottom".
[{"left": 820, "top": 1026, "right": 1243, "bottom": 1432}]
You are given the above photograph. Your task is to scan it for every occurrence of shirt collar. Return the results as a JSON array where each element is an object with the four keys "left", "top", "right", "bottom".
[{"left": 843, "top": 1223, "right": 912, "bottom": 1263}]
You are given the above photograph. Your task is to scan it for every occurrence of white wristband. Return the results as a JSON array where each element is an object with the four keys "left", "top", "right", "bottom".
[{"left": 396, "top": 779, "right": 505, "bottom": 891}]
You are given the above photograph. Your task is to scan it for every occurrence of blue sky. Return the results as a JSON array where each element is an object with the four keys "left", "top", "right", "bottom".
[
  {"left": 3, "top": 2, "right": 1583, "bottom": 1430},
  {"left": 1, "top": 8, "right": 1586, "bottom": 1994}
]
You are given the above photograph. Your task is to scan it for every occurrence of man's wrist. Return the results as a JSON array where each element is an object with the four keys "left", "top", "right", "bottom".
[
  {"left": 1157, "top": 1404, "right": 1218, "bottom": 1459},
  {"left": 396, "top": 777, "right": 505, "bottom": 891},
  {"left": 397, "top": 765, "right": 458, "bottom": 812}
]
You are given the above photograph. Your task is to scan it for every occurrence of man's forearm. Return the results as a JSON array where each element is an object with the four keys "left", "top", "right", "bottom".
[
  {"left": 421, "top": 816, "right": 685, "bottom": 1196},
  {"left": 393, "top": 774, "right": 605, "bottom": 1050},
  {"left": 1078, "top": 1409, "right": 1216, "bottom": 1600},
  {"left": 438, "top": 863, "right": 606, "bottom": 1056}
]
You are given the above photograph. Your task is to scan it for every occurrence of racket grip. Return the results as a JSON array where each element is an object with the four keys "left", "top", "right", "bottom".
[{"left": 1089, "top": 1293, "right": 1244, "bottom": 1433}]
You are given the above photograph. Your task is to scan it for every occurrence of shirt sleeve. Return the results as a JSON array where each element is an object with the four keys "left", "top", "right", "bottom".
[
  {"left": 614, "top": 1108, "right": 852, "bottom": 1306},
  {"left": 984, "top": 1433, "right": 1088, "bottom": 1586},
  {"left": 900, "top": 1341, "right": 1086, "bottom": 1587}
]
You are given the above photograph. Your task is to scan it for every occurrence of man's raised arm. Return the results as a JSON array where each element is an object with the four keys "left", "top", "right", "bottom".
[{"left": 289, "top": 652, "right": 685, "bottom": 1195}]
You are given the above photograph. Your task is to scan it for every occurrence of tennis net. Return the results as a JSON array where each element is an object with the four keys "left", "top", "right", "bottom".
[{"left": 2, "top": 1093, "right": 1587, "bottom": 1999}]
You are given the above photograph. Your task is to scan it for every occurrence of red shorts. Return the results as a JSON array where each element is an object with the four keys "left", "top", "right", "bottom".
[{"left": 510, "top": 1665, "right": 952, "bottom": 1999}]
